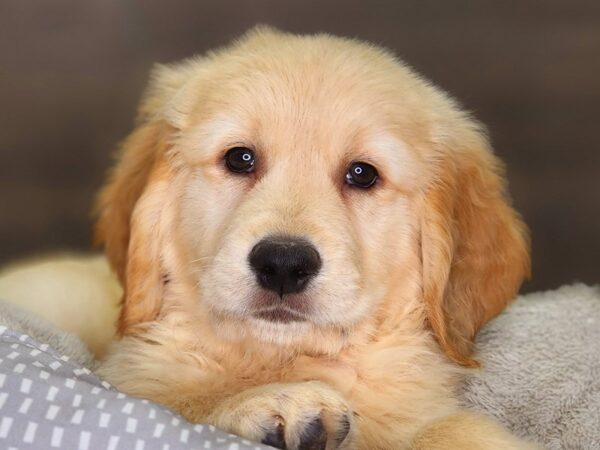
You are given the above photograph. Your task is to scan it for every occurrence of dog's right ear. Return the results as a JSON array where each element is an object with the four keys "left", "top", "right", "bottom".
[
  {"left": 93, "top": 121, "right": 170, "bottom": 282},
  {"left": 94, "top": 62, "right": 206, "bottom": 334},
  {"left": 93, "top": 62, "right": 200, "bottom": 282}
]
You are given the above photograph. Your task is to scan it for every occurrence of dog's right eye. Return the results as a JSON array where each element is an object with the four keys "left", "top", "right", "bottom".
[{"left": 225, "top": 147, "right": 255, "bottom": 173}]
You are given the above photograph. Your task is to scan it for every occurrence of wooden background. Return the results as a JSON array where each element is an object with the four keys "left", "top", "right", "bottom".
[{"left": 1, "top": 0, "right": 599, "bottom": 292}]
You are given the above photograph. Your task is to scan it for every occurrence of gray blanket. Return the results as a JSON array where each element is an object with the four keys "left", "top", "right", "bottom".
[
  {"left": 1, "top": 284, "right": 599, "bottom": 449},
  {"left": 463, "top": 284, "right": 600, "bottom": 450}
]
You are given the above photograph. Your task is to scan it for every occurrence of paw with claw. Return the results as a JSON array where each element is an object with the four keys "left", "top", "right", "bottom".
[{"left": 208, "top": 382, "right": 355, "bottom": 450}]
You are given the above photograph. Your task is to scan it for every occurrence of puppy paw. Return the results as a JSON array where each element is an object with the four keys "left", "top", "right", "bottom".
[
  {"left": 261, "top": 410, "right": 351, "bottom": 450},
  {"left": 208, "top": 381, "right": 354, "bottom": 450}
]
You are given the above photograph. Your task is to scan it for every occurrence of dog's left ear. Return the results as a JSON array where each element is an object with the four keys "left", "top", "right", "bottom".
[{"left": 421, "top": 124, "right": 530, "bottom": 367}]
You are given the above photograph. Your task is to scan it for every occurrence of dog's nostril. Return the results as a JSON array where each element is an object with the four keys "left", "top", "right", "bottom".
[
  {"left": 261, "top": 265, "right": 276, "bottom": 276},
  {"left": 249, "top": 236, "right": 322, "bottom": 297},
  {"left": 292, "top": 269, "right": 311, "bottom": 279}
]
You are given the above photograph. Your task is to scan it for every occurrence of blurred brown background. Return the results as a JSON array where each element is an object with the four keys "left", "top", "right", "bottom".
[{"left": 1, "top": 0, "right": 599, "bottom": 292}]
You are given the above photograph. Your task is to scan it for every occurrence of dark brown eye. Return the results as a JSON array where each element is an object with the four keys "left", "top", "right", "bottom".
[
  {"left": 345, "top": 162, "right": 378, "bottom": 188},
  {"left": 225, "top": 147, "right": 255, "bottom": 173}
]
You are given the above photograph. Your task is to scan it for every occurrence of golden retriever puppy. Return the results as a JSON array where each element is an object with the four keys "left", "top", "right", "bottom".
[{"left": 95, "top": 27, "right": 532, "bottom": 449}]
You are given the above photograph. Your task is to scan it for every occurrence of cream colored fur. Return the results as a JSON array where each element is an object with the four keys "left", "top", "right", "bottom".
[
  {"left": 2, "top": 27, "right": 537, "bottom": 449},
  {"left": 0, "top": 254, "right": 120, "bottom": 357}
]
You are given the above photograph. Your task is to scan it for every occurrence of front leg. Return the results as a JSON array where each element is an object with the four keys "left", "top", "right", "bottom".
[
  {"left": 207, "top": 381, "right": 355, "bottom": 450},
  {"left": 410, "top": 411, "right": 540, "bottom": 450}
]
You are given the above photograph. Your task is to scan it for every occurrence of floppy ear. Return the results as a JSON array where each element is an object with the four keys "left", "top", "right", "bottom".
[
  {"left": 94, "top": 62, "right": 198, "bottom": 334},
  {"left": 93, "top": 122, "right": 171, "bottom": 282},
  {"left": 421, "top": 129, "right": 530, "bottom": 367},
  {"left": 93, "top": 123, "right": 175, "bottom": 334}
]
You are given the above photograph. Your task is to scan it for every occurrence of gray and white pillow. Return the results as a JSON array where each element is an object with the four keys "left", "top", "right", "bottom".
[{"left": 0, "top": 324, "right": 271, "bottom": 450}]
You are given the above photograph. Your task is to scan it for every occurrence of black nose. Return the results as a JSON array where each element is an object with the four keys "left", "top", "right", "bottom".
[{"left": 249, "top": 237, "right": 322, "bottom": 297}]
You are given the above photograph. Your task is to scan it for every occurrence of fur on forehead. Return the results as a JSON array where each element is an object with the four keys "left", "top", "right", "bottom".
[{"left": 144, "top": 27, "right": 448, "bottom": 149}]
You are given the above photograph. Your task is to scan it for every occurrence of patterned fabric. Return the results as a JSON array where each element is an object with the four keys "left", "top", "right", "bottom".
[{"left": 0, "top": 325, "right": 270, "bottom": 450}]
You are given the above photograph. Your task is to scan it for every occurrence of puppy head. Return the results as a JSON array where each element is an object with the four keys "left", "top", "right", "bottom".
[{"left": 95, "top": 27, "right": 529, "bottom": 365}]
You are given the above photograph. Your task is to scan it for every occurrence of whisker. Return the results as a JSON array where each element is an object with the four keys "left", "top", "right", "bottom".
[{"left": 190, "top": 256, "right": 213, "bottom": 264}]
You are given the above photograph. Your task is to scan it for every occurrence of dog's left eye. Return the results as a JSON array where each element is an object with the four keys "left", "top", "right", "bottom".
[
  {"left": 345, "top": 162, "right": 379, "bottom": 188},
  {"left": 225, "top": 147, "right": 255, "bottom": 173}
]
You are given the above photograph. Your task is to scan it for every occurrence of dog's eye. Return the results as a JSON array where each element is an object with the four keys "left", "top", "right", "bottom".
[
  {"left": 345, "top": 162, "right": 379, "bottom": 188},
  {"left": 225, "top": 147, "right": 255, "bottom": 173}
]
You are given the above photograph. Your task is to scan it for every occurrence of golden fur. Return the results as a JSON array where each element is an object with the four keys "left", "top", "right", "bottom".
[
  {"left": 0, "top": 254, "right": 121, "bottom": 357},
  {"left": 94, "top": 27, "right": 533, "bottom": 449}
]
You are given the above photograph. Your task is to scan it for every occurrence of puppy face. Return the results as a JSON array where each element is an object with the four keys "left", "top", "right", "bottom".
[
  {"left": 175, "top": 63, "right": 428, "bottom": 346},
  {"left": 95, "top": 27, "right": 530, "bottom": 365}
]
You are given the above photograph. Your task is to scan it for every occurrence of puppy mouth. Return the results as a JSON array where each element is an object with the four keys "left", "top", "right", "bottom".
[{"left": 253, "top": 307, "right": 307, "bottom": 323}]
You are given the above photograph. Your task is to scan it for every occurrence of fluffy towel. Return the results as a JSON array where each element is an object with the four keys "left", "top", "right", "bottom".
[
  {"left": 463, "top": 284, "right": 600, "bottom": 450},
  {"left": 0, "top": 301, "right": 94, "bottom": 368}
]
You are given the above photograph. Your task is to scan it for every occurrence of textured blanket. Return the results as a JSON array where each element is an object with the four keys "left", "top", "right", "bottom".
[
  {"left": 1, "top": 284, "right": 599, "bottom": 449},
  {"left": 463, "top": 284, "right": 600, "bottom": 450}
]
